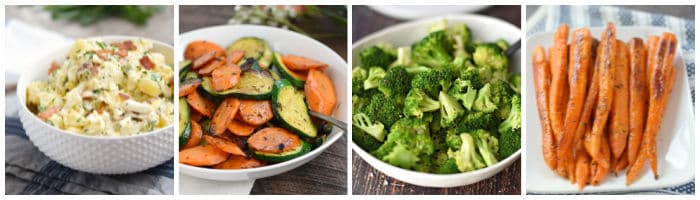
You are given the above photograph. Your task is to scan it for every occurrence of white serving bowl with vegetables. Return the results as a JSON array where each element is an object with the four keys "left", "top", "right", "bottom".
[
  {"left": 17, "top": 36, "right": 174, "bottom": 174},
  {"left": 178, "top": 25, "right": 347, "bottom": 181},
  {"left": 352, "top": 15, "right": 521, "bottom": 187}
]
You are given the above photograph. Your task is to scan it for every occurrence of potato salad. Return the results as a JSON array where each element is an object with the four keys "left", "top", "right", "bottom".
[{"left": 26, "top": 39, "right": 174, "bottom": 136}]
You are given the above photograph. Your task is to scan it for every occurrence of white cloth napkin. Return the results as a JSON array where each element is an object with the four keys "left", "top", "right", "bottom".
[{"left": 179, "top": 174, "right": 255, "bottom": 195}]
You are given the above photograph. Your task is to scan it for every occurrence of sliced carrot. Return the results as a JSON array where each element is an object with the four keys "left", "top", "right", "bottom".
[
  {"left": 48, "top": 61, "right": 60, "bottom": 75},
  {"left": 237, "top": 100, "right": 273, "bottom": 126},
  {"left": 184, "top": 120, "right": 203, "bottom": 149},
  {"left": 185, "top": 40, "right": 225, "bottom": 61},
  {"left": 190, "top": 108, "right": 203, "bottom": 122},
  {"left": 627, "top": 38, "right": 648, "bottom": 164},
  {"left": 179, "top": 79, "right": 202, "bottom": 97},
  {"left": 186, "top": 91, "right": 217, "bottom": 117},
  {"left": 226, "top": 50, "right": 245, "bottom": 65},
  {"left": 610, "top": 40, "right": 631, "bottom": 160},
  {"left": 210, "top": 98, "right": 240, "bottom": 135},
  {"left": 198, "top": 56, "right": 225, "bottom": 75},
  {"left": 211, "top": 63, "right": 242, "bottom": 91},
  {"left": 214, "top": 155, "right": 266, "bottom": 169},
  {"left": 204, "top": 135, "right": 246, "bottom": 156},
  {"left": 227, "top": 120, "right": 257, "bottom": 136},
  {"left": 247, "top": 127, "right": 302, "bottom": 154},
  {"left": 179, "top": 144, "right": 229, "bottom": 166},
  {"left": 533, "top": 46, "right": 557, "bottom": 171},
  {"left": 37, "top": 106, "right": 61, "bottom": 120},
  {"left": 192, "top": 51, "right": 217, "bottom": 70},
  {"left": 282, "top": 55, "right": 328, "bottom": 71},
  {"left": 590, "top": 22, "right": 616, "bottom": 170},
  {"left": 304, "top": 69, "right": 337, "bottom": 116}
]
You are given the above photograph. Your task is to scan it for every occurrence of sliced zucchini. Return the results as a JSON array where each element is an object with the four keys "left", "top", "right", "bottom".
[
  {"left": 179, "top": 60, "right": 192, "bottom": 81},
  {"left": 178, "top": 98, "right": 191, "bottom": 149},
  {"left": 200, "top": 70, "right": 274, "bottom": 100},
  {"left": 258, "top": 45, "right": 273, "bottom": 69},
  {"left": 272, "top": 79, "right": 317, "bottom": 138},
  {"left": 227, "top": 37, "right": 269, "bottom": 60},
  {"left": 252, "top": 141, "right": 312, "bottom": 163},
  {"left": 272, "top": 52, "right": 306, "bottom": 88}
]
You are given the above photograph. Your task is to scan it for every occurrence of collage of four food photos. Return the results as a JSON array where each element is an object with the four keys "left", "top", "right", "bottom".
[{"left": 3, "top": 4, "right": 696, "bottom": 196}]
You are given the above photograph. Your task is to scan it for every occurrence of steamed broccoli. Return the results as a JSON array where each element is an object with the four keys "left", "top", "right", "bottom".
[
  {"left": 494, "top": 39, "right": 509, "bottom": 51},
  {"left": 379, "top": 67, "right": 411, "bottom": 99},
  {"left": 438, "top": 91, "right": 465, "bottom": 128},
  {"left": 471, "top": 130, "right": 499, "bottom": 166},
  {"left": 473, "top": 44, "right": 508, "bottom": 70},
  {"left": 364, "top": 93, "right": 402, "bottom": 128},
  {"left": 473, "top": 83, "right": 498, "bottom": 113},
  {"left": 429, "top": 18, "right": 448, "bottom": 32},
  {"left": 352, "top": 113, "right": 386, "bottom": 142},
  {"left": 373, "top": 117, "right": 434, "bottom": 172},
  {"left": 403, "top": 88, "right": 440, "bottom": 118},
  {"left": 376, "top": 42, "right": 398, "bottom": 57},
  {"left": 447, "top": 133, "right": 485, "bottom": 172},
  {"left": 498, "top": 96, "right": 521, "bottom": 160},
  {"left": 447, "top": 78, "right": 478, "bottom": 111},
  {"left": 433, "top": 151, "right": 460, "bottom": 174},
  {"left": 508, "top": 74, "right": 521, "bottom": 94},
  {"left": 456, "top": 111, "right": 500, "bottom": 132},
  {"left": 447, "top": 23, "right": 472, "bottom": 48},
  {"left": 404, "top": 65, "right": 432, "bottom": 75},
  {"left": 352, "top": 125, "right": 382, "bottom": 151},
  {"left": 411, "top": 69, "right": 453, "bottom": 98},
  {"left": 459, "top": 67, "right": 491, "bottom": 89},
  {"left": 360, "top": 46, "right": 396, "bottom": 69},
  {"left": 363, "top": 67, "right": 386, "bottom": 89},
  {"left": 412, "top": 30, "right": 453, "bottom": 68},
  {"left": 473, "top": 80, "right": 514, "bottom": 115},
  {"left": 352, "top": 67, "right": 368, "bottom": 94},
  {"left": 391, "top": 46, "right": 413, "bottom": 67}
]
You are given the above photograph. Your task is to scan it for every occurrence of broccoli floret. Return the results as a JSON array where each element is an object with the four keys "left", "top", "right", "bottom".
[
  {"left": 373, "top": 117, "right": 434, "bottom": 172},
  {"left": 473, "top": 80, "right": 514, "bottom": 115},
  {"left": 403, "top": 88, "right": 440, "bottom": 118},
  {"left": 352, "top": 67, "right": 368, "bottom": 94},
  {"left": 363, "top": 67, "right": 386, "bottom": 89},
  {"left": 447, "top": 133, "right": 485, "bottom": 172},
  {"left": 457, "top": 112, "right": 500, "bottom": 132},
  {"left": 352, "top": 113, "right": 386, "bottom": 142},
  {"left": 412, "top": 30, "right": 453, "bottom": 68},
  {"left": 459, "top": 67, "right": 491, "bottom": 89},
  {"left": 433, "top": 151, "right": 460, "bottom": 174},
  {"left": 352, "top": 126, "right": 382, "bottom": 151},
  {"left": 438, "top": 91, "right": 465, "bottom": 128},
  {"left": 411, "top": 69, "right": 454, "bottom": 98},
  {"left": 509, "top": 74, "right": 521, "bottom": 94},
  {"left": 429, "top": 18, "right": 448, "bottom": 32},
  {"left": 379, "top": 67, "right": 411, "bottom": 98},
  {"left": 498, "top": 96, "right": 521, "bottom": 135},
  {"left": 448, "top": 78, "right": 478, "bottom": 111},
  {"left": 360, "top": 46, "right": 396, "bottom": 69},
  {"left": 404, "top": 65, "right": 432, "bottom": 75},
  {"left": 495, "top": 39, "right": 509, "bottom": 51},
  {"left": 391, "top": 46, "right": 412, "bottom": 67},
  {"left": 473, "top": 83, "right": 497, "bottom": 113},
  {"left": 364, "top": 93, "right": 402, "bottom": 128},
  {"left": 376, "top": 42, "right": 398, "bottom": 57},
  {"left": 352, "top": 95, "right": 368, "bottom": 114},
  {"left": 445, "top": 129, "right": 462, "bottom": 150},
  {"left": 498, "top": 96, "right": 521, "bottom": 160},
  {"left": 471, "top": 130, "right": 499, "bottom": 166},
  {"left": 473, "top": 44, "right": 508, "bottom": 70},
  {"left": 447, "top": 23, "right": 472, "bottom": 48},
  {"left": 498, "top": 128, "right": 521, "bottom": 160}
]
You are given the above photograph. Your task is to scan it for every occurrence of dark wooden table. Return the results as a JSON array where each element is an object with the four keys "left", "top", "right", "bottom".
[
  {"left": 351, "top": 5, "right": 521, "bottom": 195},
  {"left": 180, "top": 5, "right": 347, "bottom": 195}
]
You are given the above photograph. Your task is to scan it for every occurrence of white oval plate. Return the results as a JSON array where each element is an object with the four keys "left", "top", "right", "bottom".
[
  {"left": 525, "top": 26, "right": 695, "bottom": 194},
  {"left": 178, "top": 25, "right": 348, "bottom": 181},
  {"left": 352, "top": 14, "right": 521, "bottom": 188}
]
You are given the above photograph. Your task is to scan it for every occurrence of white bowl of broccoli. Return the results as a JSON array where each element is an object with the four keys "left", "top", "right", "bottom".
[{"left": 352, "top": 15, "right": 521, "bottom": 188}]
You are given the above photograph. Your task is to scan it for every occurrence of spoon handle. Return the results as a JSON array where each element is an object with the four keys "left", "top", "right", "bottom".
[{"left": 309, "top": 111, "right": 347, "bottom": 133}]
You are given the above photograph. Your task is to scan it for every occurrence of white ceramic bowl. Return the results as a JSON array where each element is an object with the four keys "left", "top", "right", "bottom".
[
  {"left": 17, "top": 36, "right": 175, "bottom": 174},
  {"left": 178, "top": 25, "right": 348, "bottom": 181},
  {"left": 352, "top": 15, "right": 522, "bottom": 188}
]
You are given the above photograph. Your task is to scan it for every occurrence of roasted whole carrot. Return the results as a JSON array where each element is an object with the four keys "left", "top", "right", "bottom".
[
  {"left": 575, "top": 142, "right": 591, "bottom": 191},
  {"left": 549, "top": 24, "right": 570, "bottom": 146},
  {"left": 614, "top": 149, "right": 629, "bottom": 174},
  {"left": 185, "top": 40, "right": 225, "bottom": 61},
  {"left": 627, "top": 38, "right": 647, "bottom": 164},
  {"left": 198, "top": 56, "right": 225, "bottom": 75},
  {"left": 186, "top": 91, "right": 217, "bottom": 117},
  {"left": 282, "top": 55, "right": 329, "bottom": 71},
  {"left": 192, "top": 51, "right": 217, "bottom": 70},
  {"left": 210, "top": 98, "right": 241, "bottom": 135},
  {"left": 214, "top": 155, "right": 266, "bottom": 169},
  {"left": 590, "top": 22, "right": 616, "bottom": 169},
  {"left": 645, "top": 36, "right": 660, "bottom": 87},
  {"left": 184, "top": 120, "right": 204, "bottom": 149},
  {"left": 204, "top": 135, "right": 246, "bottom": 156},
  {"left": 179, "top": 79, "right": 202, "bottom": 97},
  {"left": 533, "top": 46, "right": 557, "bottom": 170},
  {"left": 591, "top": 135, "right": 611, "bottom": 186},
  {"left": 179, "top": 144, "right": 229, "bottom": 166},
  {"left": 227, "top": 120, "right": 257, "bottom": 136},
  {"left": 247, "top": 127, "right": 302, "bottom": 154},
  {"left": 610, "top": 40, "right": 631, "bottom": 160},
  {"left": 559, "top": 28, "right": 593, "bottom": 179},
  {"left": 305, "top": 69, "right": 337, "bottom": 115},
  {"left": 211, "top": 63, "right": 242, "bottom": 91},
  {"left": 238, "top": 100, "right": 274, "bottom": 125}
]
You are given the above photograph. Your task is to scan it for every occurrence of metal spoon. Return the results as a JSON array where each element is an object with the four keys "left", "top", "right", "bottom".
[
  {"left": 309, "top": 111, "right": 347, "bottom": 133},
  {"left": 505, "top": 39, "right": 521, "bottom": 57}
]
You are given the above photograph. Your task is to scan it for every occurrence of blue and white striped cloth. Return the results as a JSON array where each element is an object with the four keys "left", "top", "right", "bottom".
[
  {"left": 5, "top": 117, "right": 174, "bottom": 195},
  {"left": 527, "top": 5, "right": 694, "bottom": 195}
]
